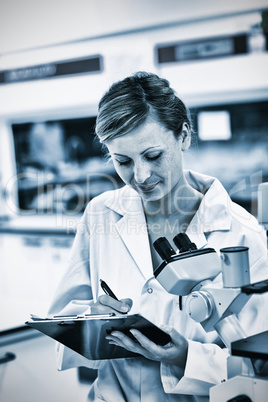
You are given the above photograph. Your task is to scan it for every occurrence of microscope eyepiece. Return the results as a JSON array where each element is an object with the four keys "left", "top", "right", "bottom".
[
  {"left": 153, "top": 237, "right": 176, "bottom": 261},
  {"left": 173, "top": 233, "right": 197, "bottom": 253}
]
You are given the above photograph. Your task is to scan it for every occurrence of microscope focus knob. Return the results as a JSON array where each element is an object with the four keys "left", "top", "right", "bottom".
[{"left": 185, "top": 291, "right": 214, "bottom": 322}]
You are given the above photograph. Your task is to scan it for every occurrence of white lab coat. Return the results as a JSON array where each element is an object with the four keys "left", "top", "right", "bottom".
[{"left": 48, "top": 170, "right": 268, "bottom": 402}]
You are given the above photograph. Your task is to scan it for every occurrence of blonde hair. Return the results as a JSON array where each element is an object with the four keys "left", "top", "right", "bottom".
[{"left": 95, "top": 71, "right": 192, "bottom": 143}]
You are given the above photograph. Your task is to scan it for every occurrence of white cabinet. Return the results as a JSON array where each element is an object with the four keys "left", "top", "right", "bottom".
[{"left": 0, "top": 231, "right": 74, "bottom": 331}]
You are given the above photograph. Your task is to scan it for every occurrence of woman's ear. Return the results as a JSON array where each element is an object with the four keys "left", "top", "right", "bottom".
[{"left": 181, "top": 123, "right": 191, "bottom": 151}]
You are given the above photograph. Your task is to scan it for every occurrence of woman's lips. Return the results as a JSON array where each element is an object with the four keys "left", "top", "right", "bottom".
[{"left": 135, "top": 182, "right": 160, "bottom": 192}]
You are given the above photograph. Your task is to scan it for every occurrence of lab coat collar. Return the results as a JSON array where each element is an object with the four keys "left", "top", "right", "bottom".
[
  {"left": 104, "top": 186, "right": 154, "bottom": 280},
  {"left": 104, "top": 170, "right": 232, "bottom": 228},
  {"left": 104, "top": 170, "right": 232, "bottom": 275},
  {"left": 185, "top": 170, "right": 232, "bottom": 248},
  {"left": 104, "top": 185, "right": 143, "bottom": 217}
]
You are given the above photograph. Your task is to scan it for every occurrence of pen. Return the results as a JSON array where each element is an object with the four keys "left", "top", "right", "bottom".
[{"left": 100, "top": 279, "right": 119, "bottom": 301}]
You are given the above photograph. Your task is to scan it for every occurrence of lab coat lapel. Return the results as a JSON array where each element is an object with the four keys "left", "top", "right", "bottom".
[
  {"left": 186, "top": 228, "right": 208, "bottom": 249},
  {"left": 105, "top": 186, "right": 154, "bottom": 280},
  {"left": 185, "top": 170, "right": 232, "bottom": 248},
  {"left": 186, "top": 198, "right": 209, "bottom": 249},
  {"left": 115, "top": 213, "right": 153, "bottom": 280},
  {"left": 104, "top": 171, "right": 233, "bottom": 278}
]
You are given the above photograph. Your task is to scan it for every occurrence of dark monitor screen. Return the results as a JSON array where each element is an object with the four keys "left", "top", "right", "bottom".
[{"left": 12, "top": 117, "right": 122, "bottom": 214}]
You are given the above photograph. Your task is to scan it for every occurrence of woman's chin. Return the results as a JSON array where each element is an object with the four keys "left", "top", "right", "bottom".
[{"left": 137, "top": 187, "right": 167, "bottom": 202}]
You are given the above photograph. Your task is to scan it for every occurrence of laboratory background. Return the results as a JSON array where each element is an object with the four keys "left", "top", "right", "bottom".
[{"left": 0, "top": 0, "right": 268, "bottom": 401}]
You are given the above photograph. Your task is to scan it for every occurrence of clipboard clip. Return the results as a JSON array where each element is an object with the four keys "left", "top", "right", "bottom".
[{"left": 53, "top": 312, "right": 116, "bottom": 320}]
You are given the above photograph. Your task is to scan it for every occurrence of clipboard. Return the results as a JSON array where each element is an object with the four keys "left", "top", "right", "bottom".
[{"left": 26, "top": 314, "right": 171, "bottom": 360}]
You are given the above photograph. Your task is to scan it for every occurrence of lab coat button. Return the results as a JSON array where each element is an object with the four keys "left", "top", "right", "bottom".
[{"left": 147, "top": 288, "right": 153, "bottom": 294}]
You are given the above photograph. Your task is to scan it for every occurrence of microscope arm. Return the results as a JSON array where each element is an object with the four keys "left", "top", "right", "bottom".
[{"left": 185, "top": 279, "right": 268, "bottom": 348}]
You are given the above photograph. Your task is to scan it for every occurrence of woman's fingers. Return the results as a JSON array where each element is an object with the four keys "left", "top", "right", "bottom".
[
  {"left": 129, "top": 330, "right": 159, "bottom": 352},
  {"left": 160, "top": 325, "right": 186, "bottom": 347},
  {"left": 106, "top": 331, "right": 138, "bottom": 351},
  {"left": 106, "top": 327, "right": 188, "bottom": 368},
  {"left": 121, "top": 298, "right": 133, "bottom": 310},
  {"left": 90, "top": 303, "right": 116, "bottom": 314},
  {"left": 106, "top": 334, "right": 128, "bottom": 349},
  {"left": 106, "top": 330, "right": 162, "bottom": 360},
  {"left": 129, "top": 330, "right": 166, "bottom": 359},
  {"left": 98, "top": 294, "right": 132, "bottom": 313}
]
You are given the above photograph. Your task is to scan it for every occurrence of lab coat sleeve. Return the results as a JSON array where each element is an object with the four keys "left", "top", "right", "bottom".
[
  {"left": 47, "top": 210, "right": 103, "bottom": 370},
  {"left": 161, "top": 340, "right": 228, "bottom": 396},
  {"left": 48, "top": 215, "right": 93, "bottom": 316}
]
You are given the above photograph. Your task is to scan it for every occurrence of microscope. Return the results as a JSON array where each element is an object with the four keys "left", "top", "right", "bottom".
[{"left": 153, "top": 183, "right": 268, "bottom": 402}]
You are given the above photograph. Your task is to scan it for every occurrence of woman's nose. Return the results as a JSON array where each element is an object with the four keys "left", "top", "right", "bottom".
[{"left": 134, "top": 162, "right": 151, "bottom": 183}]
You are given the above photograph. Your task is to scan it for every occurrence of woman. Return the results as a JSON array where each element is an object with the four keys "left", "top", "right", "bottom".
[{"left": 49, "top": 72, "right": 268, "bottom": 401}]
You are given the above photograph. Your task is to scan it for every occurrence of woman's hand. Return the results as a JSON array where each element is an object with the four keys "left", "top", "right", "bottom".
[
  {"left": 105, "top": 325, "right": 188, "bottom": 369},
  {"left": 90, "top": 294, "right": 133, "bottom": 315}
]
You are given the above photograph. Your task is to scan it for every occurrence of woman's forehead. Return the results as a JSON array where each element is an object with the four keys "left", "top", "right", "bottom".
[{"left": 106, "top": 117, "right": 173, "bottom": 155}]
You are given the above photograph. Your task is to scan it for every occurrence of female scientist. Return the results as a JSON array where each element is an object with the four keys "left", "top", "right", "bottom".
[{"left": 49, "top": 72, "right": 268, "bottom": 401}]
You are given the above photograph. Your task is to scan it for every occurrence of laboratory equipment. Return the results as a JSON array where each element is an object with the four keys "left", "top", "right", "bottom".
[{"left": 153, "top": 183, "right": 268, "bottom": 401}]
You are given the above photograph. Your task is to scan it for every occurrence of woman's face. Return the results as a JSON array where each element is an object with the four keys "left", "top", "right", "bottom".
[{"left": 106, "top": 116, "right": 190, "bottom": 202}]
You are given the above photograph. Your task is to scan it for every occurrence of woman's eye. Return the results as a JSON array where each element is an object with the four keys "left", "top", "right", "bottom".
[
  {"left": 146, "top": 153, "right": 162, "bottom": 161},
  {"left": 116, "top": 159, "right": 132, "bottom": 166}
]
